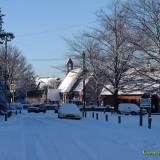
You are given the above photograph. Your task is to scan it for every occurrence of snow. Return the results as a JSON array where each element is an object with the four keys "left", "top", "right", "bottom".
[
  {"left": 101, "top": 84, "right": 144, "bottom": 95},
  {"left": 101, "top": 69, "right": 160, "bottom": 96},
  {"left": 59, "top": 103, "right": 81, "bottom": 114},
  {"left": 47, "top": 89, "right": 60, "bottom": 101},
  {"left": 74, "top": 78, "right": 89, "bottom": 92},
  {"left": 36, "top": 77, "right": 60, "bottom": 88},
  {"left": 58, "top": 68, "right": 82, "bottom": 92},
  {"left": 9, "top": 102, "right": 23, "bottom": 110},
  {"left": 101, "top": 84, "right": 160, "bottom": 96},
  {"left": 0, "top": 110, "right": 160, "bottom": 160}
]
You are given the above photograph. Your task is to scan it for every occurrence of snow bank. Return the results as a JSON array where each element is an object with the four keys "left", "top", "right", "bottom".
[{"left": 0, "top": 111, "right": 159, "bottom": 160}]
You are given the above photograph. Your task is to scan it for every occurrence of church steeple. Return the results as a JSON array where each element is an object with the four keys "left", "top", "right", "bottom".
[{"left": 66, "top": 58, "right": 73, "bottom": 74}]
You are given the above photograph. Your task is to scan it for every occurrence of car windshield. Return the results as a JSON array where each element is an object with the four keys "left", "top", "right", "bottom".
[{"left": 59, "top": 104, "right": 80, "bottom": 113}]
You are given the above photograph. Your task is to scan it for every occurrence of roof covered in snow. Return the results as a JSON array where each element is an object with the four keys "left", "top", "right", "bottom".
[
  {"left": 73, "top": 78, "right": 90, "bottom": 92},
  {"left": 101, "top": 69, "right": 160, "bottom": 96},
  {"left": 101, "top": 82, "right": 160, "bottom": 96},
  {"left": 101, "top": 85, "right": 144, "bottom": 96},
  {"left": 58, "top": 68, "right": 82, "bottom": 93},
  {"left": 36, "top": 77, "right": 61, "bottom": 88}
]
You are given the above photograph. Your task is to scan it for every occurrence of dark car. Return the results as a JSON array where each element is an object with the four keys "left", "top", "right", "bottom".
[
  {"left": 0, "top": 109, "right": 6, "bottom": 115},
  {"left": 28, "top": 104, "right": 46, "bottom": 113},
  {"left": 0, "top": 103, "right": 6, "bottom": 114},
  {"left": 54, "top": 103, "right": 60, "bottom": 113},
  {"left": 0, "top": 106, "right": 12, "bottom": 117}
]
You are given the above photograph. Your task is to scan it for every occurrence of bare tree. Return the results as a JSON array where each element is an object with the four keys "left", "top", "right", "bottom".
[
  {"left": 66, "top": 2, "right": 137, "bottom": 110},
  {"left": 87, "top": 2, "right": 136, "bottom": 110},
  {"left": 0, "top": 45, "right": 36, "bottom": 98},
  {"left": 126, "top": 0, "right": 160, "bottom": 65},
  {"left": 120, "top": 0, "right": 160, "bottom": 90},
  {"left": 65, "top": 0, "right": 160, "bottom": 110},
  {"left": 66, "top": 35, "right": 106, "bottom": 105}
]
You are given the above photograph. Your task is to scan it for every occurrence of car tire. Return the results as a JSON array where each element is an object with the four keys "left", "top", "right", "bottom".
[
  {"left": 58, "top": 115, "right": 61, "bottom": 119},
  {"left": 117, "top": 111, "right": 121, "bottom": 114},
  {"left": 131, "top": 111, "right": 136, "bottom": 115}
]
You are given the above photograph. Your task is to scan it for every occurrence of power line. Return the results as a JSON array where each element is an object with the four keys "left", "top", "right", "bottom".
[
  {"left": 27, "top": 58, "right": 65, "bottom": 61},
  {"left": 50, "top": 65, "right": 66, "bottom": 72},
  {"left": 16, "top": 21, "right": 97, "bottom": 38}
]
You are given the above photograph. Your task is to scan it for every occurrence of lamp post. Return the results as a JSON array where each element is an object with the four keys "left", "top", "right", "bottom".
[
  {"left": 0, "top": 9, "right": 15, "bottom": 106},
  {"left": 0, "top": 32, "right": 14, "bottom": 93},
  {"left": 0, "top": 9, "right": 5, "bottom": 43},
  {"left": 82, "top": 52, "right": 86, "bottom": 114}
]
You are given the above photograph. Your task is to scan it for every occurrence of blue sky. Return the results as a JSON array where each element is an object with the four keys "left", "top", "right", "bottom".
[{"left": 1, "top": 0, "right": 111, "bottom": 77}]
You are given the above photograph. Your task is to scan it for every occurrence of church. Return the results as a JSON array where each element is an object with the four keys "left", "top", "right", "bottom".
[{"left": 58, "top": 58, "right": 98, "bottom": 105}]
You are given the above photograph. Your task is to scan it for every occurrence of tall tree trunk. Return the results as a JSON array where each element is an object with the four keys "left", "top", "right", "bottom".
[{"left": 113, "top": 89, "right": 118, "bottom": 112}]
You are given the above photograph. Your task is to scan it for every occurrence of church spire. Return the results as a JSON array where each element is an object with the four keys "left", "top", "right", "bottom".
[{"left": 66, "top": 58, "right": 73, "bottom": 74}]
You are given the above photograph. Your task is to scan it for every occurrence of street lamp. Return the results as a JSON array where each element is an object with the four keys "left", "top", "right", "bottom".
[
  {"left": 0, "top": 9, "right": 5, "bottom": 35},
  {"left": 0, "top": 32, "right": 15, "bottom": 101},
  {"left": 82, "top": 52, "right": 86, "bottom": 114}
]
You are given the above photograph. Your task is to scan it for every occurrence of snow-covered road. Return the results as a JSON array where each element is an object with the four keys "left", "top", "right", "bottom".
[{"left": 0, "top": 111, "right": 159, "bottom": 160}]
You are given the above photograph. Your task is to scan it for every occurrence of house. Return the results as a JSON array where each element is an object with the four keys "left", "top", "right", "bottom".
[
  {"left": 26, "top": 90, "right": 44, "bottom": 104},
  {"left": 101, "top": 87, "right": 160, "bottom": 112},
  {"left": 35, "top": 76, "right": 61, "bottom": 103},
  {"left": 42, "top": 88, "right": 60, "bottom": 103},
  {"left": 100, "top": 69, "right": 160, "bottom": 112}
]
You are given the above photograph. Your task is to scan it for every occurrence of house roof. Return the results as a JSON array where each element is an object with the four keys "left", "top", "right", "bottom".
[
  {"left": 36, "top": 77, "right": 60, "bottom": 88},
  {"left": 101, "top": 85, "right": 144, "bottom": 96},
  {"left": 58, "top": 68, "right": 82, "bottom": 93},
  {"left": 73, "top": 78, "right": 90, "bottom": 92}
]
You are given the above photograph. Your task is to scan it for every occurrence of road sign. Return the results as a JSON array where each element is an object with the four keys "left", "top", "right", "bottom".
[
  {"left": 10, "top": 84, "right": 16, "bottom": 92},
  {"left": 140, "top": 98, "right": 151, "bottom": 108}
]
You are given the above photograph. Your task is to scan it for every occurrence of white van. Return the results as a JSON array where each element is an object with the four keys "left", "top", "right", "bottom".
[{"left": 118, "top": 103, "right": 147, "bottom": 115}]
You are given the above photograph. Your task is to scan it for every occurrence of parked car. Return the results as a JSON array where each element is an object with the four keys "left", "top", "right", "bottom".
[
  {"left": 44, "top": 104, "right": 54, "bottom": 110},
  {"left": 28, "top": 104, "right": 46, "bottom": 113},
  {"left": 54, "top": 103, "right": 59, "bottom": 113},
  {"left": 58, "top": 103, "right": 81, "bottom": 120},
  {"left": 22, "top": 104, "right": 32, "bottom": 110},
  {"left": 118, "top": 103, "right": 147, "bottom": 115},
  {"left": 86, "top": 102, "right": 97, "bottom": 108},
  {"left": 0, "top": 109, "right": 7, "bottom": 115},
  {"left": 0, "top": 110, "right": 12, "bottom": 117},
  {"left": 0, "top": 105, "right": 12, "bottom": 117},
  {"left": 0, "top": 100, "right": 7, "bottom": 115}
]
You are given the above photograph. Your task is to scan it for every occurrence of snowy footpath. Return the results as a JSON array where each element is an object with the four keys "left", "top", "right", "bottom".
[{"left": 0, "top": 111, "right": 160, "bottom": 160}]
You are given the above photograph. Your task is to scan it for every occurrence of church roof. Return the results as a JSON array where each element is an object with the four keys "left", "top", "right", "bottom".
[{"left": 58, "top": 68, "right": 82, "bottom": 92}]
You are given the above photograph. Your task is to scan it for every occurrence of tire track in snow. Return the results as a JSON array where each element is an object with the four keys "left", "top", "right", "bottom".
[{"left": 21, "top": 114, "right": 64, "bottom": 160}]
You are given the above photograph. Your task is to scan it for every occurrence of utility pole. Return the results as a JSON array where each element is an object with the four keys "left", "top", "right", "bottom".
[
  {"left": 82, "top": 52, "right": 86, "bottom": 113},
  {"left": 4, "top": 36, "right": 8, "bottom": 91},
  {"left": 0, "top": 9, "right": 4, "bottom": 33}
]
